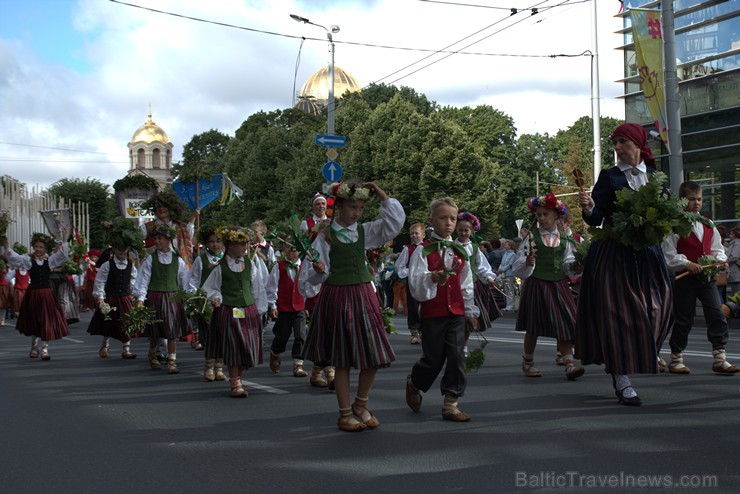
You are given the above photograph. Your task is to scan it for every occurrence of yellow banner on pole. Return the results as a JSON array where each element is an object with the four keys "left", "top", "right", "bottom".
[{"left": 630, "top": 8, "right": 669, "bottom": 152}]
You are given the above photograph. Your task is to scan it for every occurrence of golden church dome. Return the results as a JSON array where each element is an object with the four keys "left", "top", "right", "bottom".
[
  {"left": 130, "top": 111, "right": 170, "bottom": 145},
  {"left": 298, "top": 65, "right": 361, "bottom": 106}
]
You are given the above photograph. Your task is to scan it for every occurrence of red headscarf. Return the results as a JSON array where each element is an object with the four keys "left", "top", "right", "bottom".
[{"left": 611, "top": 123, "right": 655, "bottom": 169}]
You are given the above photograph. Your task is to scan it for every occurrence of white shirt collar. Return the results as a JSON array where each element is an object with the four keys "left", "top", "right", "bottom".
[
  {"left": 332, "top": 222, "right": 358, "bottom": 232},
  {"left": 617, "top": 161, "right": 647, "bottom": 174}
]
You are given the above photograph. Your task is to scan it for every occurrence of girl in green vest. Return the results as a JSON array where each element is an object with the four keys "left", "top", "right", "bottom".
[
  {"left": 512, "top": 195, "right": 585, "bottom": 381},
  {"left": 133, "top": 224, "right": 191, "bottom": 374},
  {"left": 202, "top": 227, "right": 268, "bottom": 398},
  {"left": 299, "top": 180, "right": 405, "bottom": 432},
  {"left": 186, "top": 225, "right": 224, "bottom": 380}
]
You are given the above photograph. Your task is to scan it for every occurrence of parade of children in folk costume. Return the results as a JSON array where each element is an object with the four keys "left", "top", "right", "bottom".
[
  {"left": 186, "top": 224, "right": 226, "bottom": 381},
  {"left": 201, "top": 226, "right": 268, "bottom": 398},
  {"left": 299, "top": 180, "right": 404, "bottom": 431},
  {"left": 512, "top": 194, "right": 585, "bottom": 381},
  {"left": 86, "top": 217, "right": 144, "bottom": 360},
  {"left": 3, "top": 227, "right": 70, "bottom": 360},
  {"left": 453, "top": 211, "right": 502, "bottom": 355}
]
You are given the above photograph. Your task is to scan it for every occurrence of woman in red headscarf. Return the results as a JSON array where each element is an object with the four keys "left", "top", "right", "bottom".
[{"left": 575, "top": 123, "right": 671, "bottom": 406}]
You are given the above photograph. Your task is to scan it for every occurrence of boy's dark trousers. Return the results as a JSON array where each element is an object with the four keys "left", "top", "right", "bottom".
[
  {"left": 271, "top": 311, "right": 307, "bottom": 358},
  {"left": 405, "top": 284, "right": 420, "bottom": 330},
  {"left": 409, "top": 316, "right": 466, "bottom": 397},
  {"left": 669, "top": 276, "right": 729, "bottom": 353}
]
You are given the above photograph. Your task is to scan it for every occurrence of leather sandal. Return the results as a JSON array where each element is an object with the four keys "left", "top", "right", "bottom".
[
  {"left": 214, "top": 362, "right": 226, "bottom": 381},
  {"left": 230, "top": 378, "right": 248, "bottom": 398},
  {"left": 269, "top": 353, "right": 281, "bottom": 374},
  {"left": 337, "top": 408, "right": 366, "bottom": 432},
  {"left": 351, "top": 397, "right": 380, "bottom": 429},
  {"left": 121, "top": 349, "right": 137, "bottom": 359},
  {"left": 405, "top": 375, "right": 422, "bottom": 412},
  {"left": 310, "top": 366, "right": 328, "bottom": 388},
  {"left": 99, "top": 344, "right": 109, "bottom": 358},
  {"left": 40, "top": 347, "right": 51, "bottom": 361},
  {"left": 292, "top": 363, "right": 308, "bottom": 377},
  {"left": 442, "top": 396, "right": 470, "bottom": 422},
  {"left": 522, "top": 356, "right": 542, "bottom": 377},
  {"left": 564, "top": 361, "right": 585, "bottom": 381}
]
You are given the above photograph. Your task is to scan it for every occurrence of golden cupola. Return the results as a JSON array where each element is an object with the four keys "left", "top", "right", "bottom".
[
  {"left": 127, "top": 106, "right": 174, "bottom": 188},
  {"left": 130, "top": 110, "right": 171, "bottom": 145},
  {"left": 296, "top": 65, "right": 361, "bottom": 109}
]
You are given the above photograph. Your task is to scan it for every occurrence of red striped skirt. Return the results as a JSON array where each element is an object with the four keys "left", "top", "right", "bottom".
[
  {"left": 467, "top": 279, "right": 502, "bottom": 332},
  {"left": 12, "top": 288, "right": 26, "bottom": 312},
  {"left": 143, "top": 291, "right": 191, "bottom": 340},
  {"left": 515, "top": 277, "right": 577, "bottom": 340},
  {"left": 207, "top": 304, "right": 262, "bottom": 368},
  {"left": 16, "top": 287, "right": 70, "bottom": 340},
  {"left": 87, "top": 295, "right": 134, "bottom": 342},
  {"left": 575, "top": 239, "right": 671, "bottom": 374},
  {"left": 303, "top": 283, "right": 396, "bottom": 369}
]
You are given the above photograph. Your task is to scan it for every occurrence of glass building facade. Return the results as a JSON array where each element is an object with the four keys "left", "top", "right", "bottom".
[{"left": 618, "top": 0, "right": 739, "bottom": 226}]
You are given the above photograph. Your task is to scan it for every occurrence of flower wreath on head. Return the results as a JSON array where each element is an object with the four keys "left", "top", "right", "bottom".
[
  {"left": 457, "top": 212, "right": 481, "bottom": 231},
  {"left": 216, "top": 226, "right": 254, "bottom": 244},
  {"left": 527, "top": 193, "right": 567, "bottom": 216},
  {"left": 30, "top": 232, "right": 55, "bottom": 251},
  {"left": 140, "top": 190, "right": 186, "bottom": 220},
  {"left": 329, "top": 182, "right": 373, "bottom": 201},
  {"left": 147, "top": 223, "right": 177, "bottom": 240}
]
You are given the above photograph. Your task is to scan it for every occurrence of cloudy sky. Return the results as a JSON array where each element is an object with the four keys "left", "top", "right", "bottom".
[{"left": 0, "top": 0, "right": 627, "bottom": 190}]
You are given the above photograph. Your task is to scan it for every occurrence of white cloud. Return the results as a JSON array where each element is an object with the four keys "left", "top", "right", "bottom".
[{"left": 0, "top": 0, "right": 627, "bottom": 190}]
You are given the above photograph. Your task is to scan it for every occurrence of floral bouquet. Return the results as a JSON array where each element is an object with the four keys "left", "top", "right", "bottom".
[
  {"left": 465, "top": 330, "right": 489, "bottom": 373},
  {"left": 121, "top": 305, "right": 159, "bottom": 338},
  {"left": 60, "top": 258, "right": 83, "bottom": 275},
  {"left": 381, "top": 307, "right": 397, "bottom": 335},
  {"left": 266, "top": 214, "right": 320, "bottom": 263},
  {"left": 589, "top": 172, "right": 698, "bottom": 250},
  {"left": 98, "top": 301, "right": 117, "bottom": 321},
  {"left": 176, "top": 288, "right": 213, "bottom": 324}
]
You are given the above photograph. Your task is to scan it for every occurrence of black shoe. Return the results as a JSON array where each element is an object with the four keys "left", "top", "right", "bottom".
[{"left": 612, "top": 375, "right": 642, "bottom": 406}]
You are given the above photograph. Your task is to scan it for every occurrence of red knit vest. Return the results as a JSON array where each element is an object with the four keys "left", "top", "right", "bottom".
[
  {"left": 305, "top": 217, "right": 318, "bottom": 242},
  {"left": 276, "top": 260, "right": 305, "bottom": 312},
  {"left": 676, "top": 223, "right": 713, "bottom": 274},
  {"left": 405, "top": 244, "right": 418, "bottom": 267},
  {"left": 419, "top": 247, "right": 466, "bottom": 319}
]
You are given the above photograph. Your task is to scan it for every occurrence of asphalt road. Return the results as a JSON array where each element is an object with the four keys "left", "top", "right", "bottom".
[{"left": 0, "top": 309, "right": 738, "bottom": 494}]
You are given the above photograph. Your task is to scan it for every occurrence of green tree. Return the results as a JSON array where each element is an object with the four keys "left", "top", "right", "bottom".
[
  {"left": 172, "top": 129, "right": 231, "bottom": 183},
  {"left": 47, "top": 178, "right": 115, "bottom": 248}
]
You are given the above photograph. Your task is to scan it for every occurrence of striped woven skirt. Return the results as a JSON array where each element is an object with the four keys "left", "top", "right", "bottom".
[
  {"left": 469, "top": 279, "right": 502, "bottom": 332},
  {"left": 575, "top": 239, "right": 672, "bottom": 375},
  {"left": 53, "top": 278, "right": 80, "bottom": 324},
  {"left": 0, "top": 284, "right": 12, "bottom": 308},
  {"left": 87, "top": 295, "right": 134, "bottom": 342},
  {"left": 303, "top": 282, "right": 396, "bottom": 369},
  {"left": 207, "top": 304, "right": 262, "bottom": 368},
  {"left": 515, "top": 277, "right": 577, "bottom": 340},
  {"left": 143, "top": 291, "right": 191, "bottom": 340},
  {"left": 16, "top": 287, "right": 70, "bottom": 340}
]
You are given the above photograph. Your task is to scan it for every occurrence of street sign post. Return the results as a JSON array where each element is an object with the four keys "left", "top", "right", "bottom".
[
  {"left": 322, "top": 161, "right": 343, "bottom": 182},
  {"left": 315, "top": 134, "right": 346, "bottom": 147}
]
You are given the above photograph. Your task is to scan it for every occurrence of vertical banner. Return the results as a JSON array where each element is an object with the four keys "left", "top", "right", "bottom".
[
  {"left": 630, "top": 8, "right": 669, "bottom": 151},
  {"left": 173, "top": 174, "right": 223, "bottom": 210}
]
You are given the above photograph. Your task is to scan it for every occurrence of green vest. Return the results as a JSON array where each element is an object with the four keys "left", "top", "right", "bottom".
[
  {"left": 220, "top": 258, "right": 255, "bottom": 307},
  {"left": 149, "top": 252, "right": 179, "bottom": 292},
  {"left": 325, "top": 227, "right": 373, "bottom": 286},
  {"left": 532, "top": 230, "right": 566, "bottom": 281},
  {"left": 199, "top": 252, "right": 218, "bottom": 287}
]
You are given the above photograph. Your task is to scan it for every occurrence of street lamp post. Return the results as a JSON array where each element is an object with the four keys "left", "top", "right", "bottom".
[{"left": 290, "top": 14, "right": 340, "bottom": 136}]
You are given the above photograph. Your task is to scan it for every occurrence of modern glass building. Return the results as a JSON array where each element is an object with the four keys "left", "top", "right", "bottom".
[{"left": 617, "top": 0, "right": 739, "bottom": 226}]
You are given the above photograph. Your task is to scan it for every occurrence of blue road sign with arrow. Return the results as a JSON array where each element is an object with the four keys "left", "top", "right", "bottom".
[
  {"left": 322, "top": 161, "right": 343, "bottom": 182},
  {"left": 315, "top": 134, "right": 346, "bottom": 147}
]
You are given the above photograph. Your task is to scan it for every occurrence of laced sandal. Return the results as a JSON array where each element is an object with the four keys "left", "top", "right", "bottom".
[
  {"left": 658, "top": 356, "right": 666, "bottom": 373},
  {"left": 167, "top": 354, "right": 179, "bottom": 374},
  {"left": 442, "top": 395, "right": 470, "bottom": 422},
  {"left": 40, "top": 346, "right": 50, "bottom": 361},
  {"left": 292, "top": 363, "right": 308, "bottom": 377},
  {"left": 564, "top": 361, "right": 585, "bottom": 381},
  {"left": 324, "top": 367, "right": 336, "bottom": 391},
  {"left": 204, "top": 359, "right": 215, "bottom": 382},
  {"left": 409, "top": 330, "right": 421, "bottom": 345},
  {"left": 310, "top": 366, "right": 328, "bottom": 388},
  {"left": 405, "top": 375, "right": 422, "bottom": 412},
  {"left": 668, "top": 352, "right": 691, "bottom": 374},
  {"left": 522, "top": 356, "right": 542, "bottom": 377},
  {"left": 121, "top": 349, "right": 137, "bottom": 359},
  {"left": 98, "top": 343, "right": 109, "bottom": 358},
  {"left": 337, "top": 408, "right": 366, "bottom": 432},
  {"left": 148, "top": 351, "right": 162, "bottom": 370},
  {"left": 214, "top": 362, "right": 226, "bottom": 381},
  {"left": 351, "top": 396, "right": 380, "bottom": 429},
  {"left": 554, "top": 352, "right": 565, "bottom": 366},
  {"left": 29, "top": 339, "right": 39, "bottom": 359},
  {"left": 711, "top": 349, "right": 740, "bottom": 374},
  {"left": 269, "top": 352, "right": 281, "bottom": 374},
  {"left": 191, "top": 338, "right": 203, "bottom": 351},
  {"left": 229, "top": 377, "right": 248, "bottom": 398}
]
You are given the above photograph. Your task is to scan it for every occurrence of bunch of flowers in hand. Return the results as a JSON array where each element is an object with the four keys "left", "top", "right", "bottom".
[
  {"left": 98, "top": 301, "right": 117, "bottom": 321},
  {"left": 265, "top": 214, "right": 319, "bottom": 263}
]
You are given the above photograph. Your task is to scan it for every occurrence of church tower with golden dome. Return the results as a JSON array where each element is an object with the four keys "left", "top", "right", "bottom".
[
  {"left": 127, "top": 107, "right": 174, "bottom": 187},
  {"left": 295, "top": 65, "right": 361, "bottom": 116}
]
